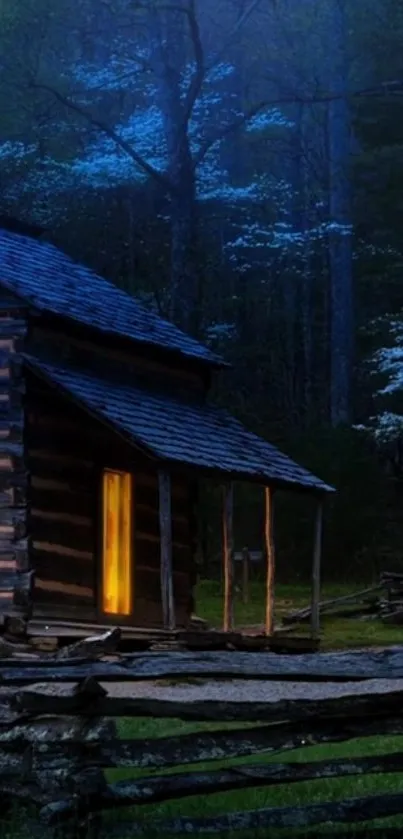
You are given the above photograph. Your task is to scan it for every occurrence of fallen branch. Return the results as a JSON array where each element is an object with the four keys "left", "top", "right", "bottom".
[{"left": 284, "top": 584, "right": 383, "bottom": 624}]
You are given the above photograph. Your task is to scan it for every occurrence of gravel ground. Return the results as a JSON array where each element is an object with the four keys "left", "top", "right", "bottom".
[{"left": 29, "top": 677, "right": 403, "bottom": 701}]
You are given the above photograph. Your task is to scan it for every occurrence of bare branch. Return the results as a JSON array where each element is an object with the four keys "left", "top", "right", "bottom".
[
  {"left": 194, "top": 80, "right": 403, "bottom": 166},
  {"left": 180, "top": 0, "right": 205, "bottom": 126},
  {"left": 28, "top": 81, "right": 174, "bottom": 193},
  {"left": 206, "top": 0, "right": 265, "bottom": 71},
  {"left": 194, "top": 99, "right": 282, "bottom": 165}
]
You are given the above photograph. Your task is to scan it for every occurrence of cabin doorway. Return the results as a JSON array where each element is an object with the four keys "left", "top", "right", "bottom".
[{"left": 101, "top": 469, "right": 134, "bottom": 618}]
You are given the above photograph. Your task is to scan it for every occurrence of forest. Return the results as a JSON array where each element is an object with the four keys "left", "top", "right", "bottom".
[{"left": 1, "top": 0, "right": 403, "bottom": 582}]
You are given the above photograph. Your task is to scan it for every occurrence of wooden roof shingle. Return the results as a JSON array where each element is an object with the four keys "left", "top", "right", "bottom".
[
  {"left": 0, "top": 228, "right": 225, "bottom": 367},
  {"left": 24, "top": 354, "right": 334, "bottom": 494}
]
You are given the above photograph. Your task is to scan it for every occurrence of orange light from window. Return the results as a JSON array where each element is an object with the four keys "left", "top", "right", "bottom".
[{"left": 102, "top": 470, "right": 133, "bottom": 616}]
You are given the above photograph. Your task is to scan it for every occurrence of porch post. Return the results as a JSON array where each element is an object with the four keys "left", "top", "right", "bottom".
[
  {"left": 222, "top": 482, "right": 234, "bottom": 632},
  {"left": 264, "top": 486, "right": 275, "bottom": 636},
  {"left": 158, "top": 470, "right": 175, "bottom": 631},
  {"left": 311, "top": 498, "right": 324, "bottom": 639}
]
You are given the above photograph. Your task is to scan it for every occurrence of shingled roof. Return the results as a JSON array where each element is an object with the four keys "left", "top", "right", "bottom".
[
  {"left": 0, "top": 228, "right": 225, "bottom": 367},
  {"left": 24, "top": 354, "right": 334, "bottom": 494}
]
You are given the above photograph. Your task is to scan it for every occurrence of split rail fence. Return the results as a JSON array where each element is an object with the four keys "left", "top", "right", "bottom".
[{"left": 1, "top": 630, "right": 403, "bottom": 836}]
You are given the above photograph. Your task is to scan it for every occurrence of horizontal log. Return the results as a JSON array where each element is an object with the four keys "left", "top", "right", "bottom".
[
  {"left": 0, "top": 442, "right": 23, "bottom": 459},
  {"left": 31, "top": 516, "right": 94, "bottom": 554},
  {"left": 0, "top": 472, "right": 28, "bottom": 491},
  {"left": 28, "top": 455, "right": 96, "bottom": 487},
  {"left": 30, "top": 326, "right": 205, "bottom": 388},
  {"left": 32, "top": 541, "right": 93, "bottom": 562},
  {"left": 0, "top": 715, "right": 115, "bottom": 749},
  {"left": 30, "top": 487, "right": 94, "bottom": 518},
  {"left": 103, "top": 646, "right": 403, "bottom": 681},
  {"left": 34, "top": 579, "right": 94, "bottom": 601},
  {"left": 31, "top": 713, "right": 403, "bottom": 773},
  {"left": 12, "top": 682, "right": 403, "bottom": 721},
  {"left": 136, "top": 530, "right": 190, "bottom": 552},
  {"left": 32, "top": 602, "right": 97, "bottom": 623},
  {"left": 0, "top": 571, "right": 17, "bottom": 590},
  {"left": 0, "top": 489, "right": 13, "bottom": 506},
  {"left": 0, "top": 559, "right": 16, "bottom": 569},
  {"left": 136, "top": 508, "right": 190, "bottom": 545},
  {"left": 29, "top": 450, "right": 93, "bottom": 470},
  {"left": 31, "top": 475, "right": 92, "bottom": 497},
  {"left": 0, "top": 508, "right": 26, "bottom": 527},
  {"left": 26, "top": 426, "right": 108, "bottom": 455},
  {"left": 5, "top": 646, "right": 403, "bottom": 684},
  {"left": 91, "top": 792, "right": 403, "bottom": 836},
  {"left": 31, "top": 508, "right": 92, "bottom": 527},
  {"left": 40, "top": 751, "right": 403, "bottom": 825},
  {"left": 5, "top": 645, "right": 403, "bottom": 683},
  {"left": 33, "top": 551, "right": 94, "bottom": 590},
  {"left": 136, "top": 537, "right": 193, "bottom": 575},
  {"left": 135, "top": 567, "right": 190, "bottom": 603}
]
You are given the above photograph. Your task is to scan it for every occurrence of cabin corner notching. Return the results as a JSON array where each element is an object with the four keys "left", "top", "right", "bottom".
[{"left": 0, "top": 222, "right": 335, "bottom": 641}]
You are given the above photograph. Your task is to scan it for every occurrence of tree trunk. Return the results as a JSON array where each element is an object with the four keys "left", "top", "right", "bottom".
[
  {"left": 326, "top": 0, "right": 353, "bottom": 426},
  {"left": 169, "top": 171, "right": 199, "bottom": 332},
  {"left": 148, "top": 2, "right": 200, "bottom": 333}
]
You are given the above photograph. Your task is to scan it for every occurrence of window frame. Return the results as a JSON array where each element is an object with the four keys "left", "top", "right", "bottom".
[{"left": 97, "top": 466, "right": 136, "bottom": 624}]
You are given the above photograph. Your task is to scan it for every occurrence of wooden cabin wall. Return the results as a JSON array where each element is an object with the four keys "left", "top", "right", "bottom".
[
  {"left": 26, "top": 375, "right": 197, "bottom": 628},
  {"left": 0, "top": 291, "right": 29, "bottom": 629},
  {"left": 29, "top": 320, "right": 210, "bottom": 399}
]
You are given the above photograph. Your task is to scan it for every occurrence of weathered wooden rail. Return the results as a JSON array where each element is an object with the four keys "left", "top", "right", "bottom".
[{"left": 1, "top": 629, "right": 403, "bottom": 837}]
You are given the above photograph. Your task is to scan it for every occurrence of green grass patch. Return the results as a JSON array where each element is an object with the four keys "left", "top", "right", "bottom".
[
  {"left": 106, "top": 718, "right": 403, "bottom": 838},
  {"left": 98, "top": 581, "right": 403, "bottom": 836},
  {"left": 5, "top": 581, "right": 403, "bottom": 838},
  {"left": 195, "top": 579, "right": 403, "bottom": 649}
]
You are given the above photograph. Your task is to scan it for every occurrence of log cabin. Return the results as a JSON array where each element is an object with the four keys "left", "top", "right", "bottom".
[{"left": 0, "top": 219, "right": 334, "bottom": 645}]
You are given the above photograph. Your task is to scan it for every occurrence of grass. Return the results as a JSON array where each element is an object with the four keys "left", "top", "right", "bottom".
[
  {"left": 195, "top": 578, "right": 403, "bottom": 649},
  {"left": 6, "top": 581, "right": 403, "bottom": 837},
  {"left": 106, "top": 722, "right": 403, "bottom": 838},
  {"left": 99, "top": 581, "right": 403, "bottom": 837}
]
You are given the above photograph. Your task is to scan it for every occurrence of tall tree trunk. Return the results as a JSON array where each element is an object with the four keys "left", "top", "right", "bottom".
[
  {"left": 169, "top": 162, "right": 199, "bottom": 332},
  {"left": 326, "top": 0, "right": 353, "bottom": 426},
  {"left": 148, "top": 1, "right": 200, "bottom": 332},
  {"left": 294, "top": 103, "right": 314, "bottom": 427}
]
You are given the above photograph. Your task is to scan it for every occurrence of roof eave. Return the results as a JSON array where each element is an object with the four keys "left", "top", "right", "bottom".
[
  {"left": 23, "top": 356, "right": 334, "bottom": 495},
  {"left": 28, "top": 308, "right": 232, "bottom": 371}
]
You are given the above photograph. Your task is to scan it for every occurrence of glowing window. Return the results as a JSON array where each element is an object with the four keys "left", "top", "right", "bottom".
[{"left": 102, "top": 470, "right": 133, "bottom": 616}]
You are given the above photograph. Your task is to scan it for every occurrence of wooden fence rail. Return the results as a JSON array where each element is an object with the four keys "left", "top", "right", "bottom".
[{"left": 1, "top": 629, "right": 403, "bottom": 837}]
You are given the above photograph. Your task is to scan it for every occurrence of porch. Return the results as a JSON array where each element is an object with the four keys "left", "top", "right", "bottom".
[{"left": 10, "top": 353, "right": 334, "bottom": 650}]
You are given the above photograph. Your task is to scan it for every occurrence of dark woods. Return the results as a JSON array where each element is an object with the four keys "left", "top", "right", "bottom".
[{"left": 1, "top": 0, "right": 403, "bottom": 581}]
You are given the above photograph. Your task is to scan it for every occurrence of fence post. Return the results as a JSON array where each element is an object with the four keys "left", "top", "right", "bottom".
[
  {"left": 222, "top": 483, "right": 234, "bottom": 631},
  {"left": 242, "top": 546, "right": 250, "bottom": 605}
]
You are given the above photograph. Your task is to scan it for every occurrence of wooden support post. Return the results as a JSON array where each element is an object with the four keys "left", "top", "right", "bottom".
[
  {"left": 242, "top": 546, "right": 250, "bottom": 605},
  {"left": 222, "top": 483, "right": 234, "bottom": 632},
  {"left": 158, "top": 471, "right": 175, "bottom": 631},
  {"left": 264, "top": 487, "right": 275, "bottom": 636},
  {"left": 311, "top": 498, "right": 324, "bottom": 639}
]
